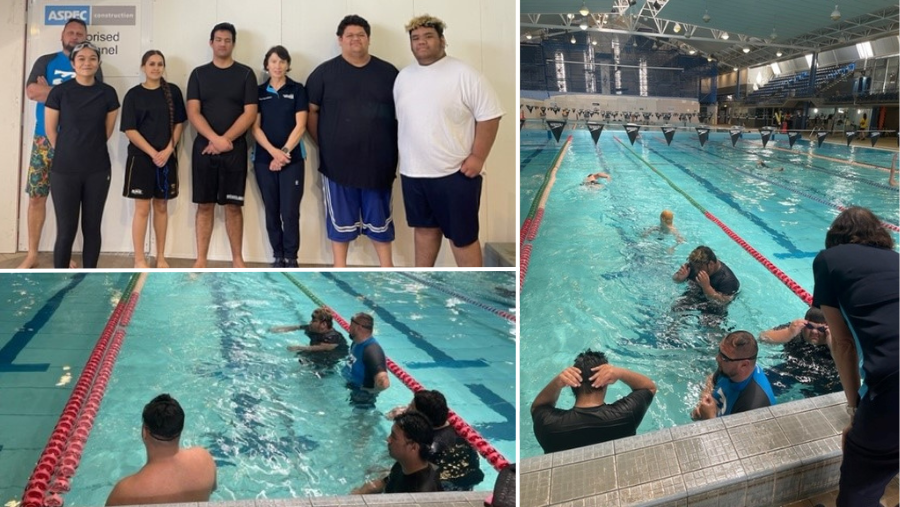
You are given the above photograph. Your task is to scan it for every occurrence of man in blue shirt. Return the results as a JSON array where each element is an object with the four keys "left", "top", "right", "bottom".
[
  {"left": 20, "top": 18, "right": 99, "bottom": 269},
  {"left": 692, "top": 331, "right": 775, "bottom": 420},
  {"left": 342, "top": 313, "right": 389, "bottom": 407}
]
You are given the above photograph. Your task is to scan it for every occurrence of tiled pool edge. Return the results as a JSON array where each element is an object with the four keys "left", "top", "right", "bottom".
[{"left": 521, "top": 391, "right": 848, "bottom": 507}]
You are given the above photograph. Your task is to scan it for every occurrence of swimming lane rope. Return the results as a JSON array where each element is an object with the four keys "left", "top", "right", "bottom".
[
  {"left": 281, "top": 273, "right": 511, "bottom": 471},
  {"left": 397, "top": 272, "right": 515, "bottom": 322},
  {"left": 520, "top": 135, "right": 573, "bottom": 289},
  {"left": 613, "top": 136, "right": 814, "bottom": 305},
  {"left": 730, "top": 166, "right": 900, "bottom": 232},
  {"left": 23, "top": 273, "right": 144, "bottom": 507}
]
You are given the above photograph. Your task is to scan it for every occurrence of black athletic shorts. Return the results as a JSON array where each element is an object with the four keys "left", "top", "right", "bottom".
[
  {"left": 191, "top": 136, "right": 248, "bottom": 206},
  {"left": 401, "top": 171, "right": 482, "bottom": 247},
  {"left": 123, "top": 151, "right": 179, "bottom": 200}
]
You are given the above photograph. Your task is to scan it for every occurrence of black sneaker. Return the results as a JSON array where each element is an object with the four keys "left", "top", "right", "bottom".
[
  {"left": 271, "top": 258, "right": 285, "bottom": 268},
  {"left": 284, "top": 259, "right": 299, "bottom": 268}
]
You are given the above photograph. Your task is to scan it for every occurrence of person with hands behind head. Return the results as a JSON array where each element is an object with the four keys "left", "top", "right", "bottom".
[
  {"left": 531, "top": 349, "right": 656, "bottom": 454},
  {"left": 673, "top": 245, "right": 739, "bottom": 307}
]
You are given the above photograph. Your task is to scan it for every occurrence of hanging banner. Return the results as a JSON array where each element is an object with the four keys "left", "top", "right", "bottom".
[
  {"left": 527, "top": 105, "right": 534, "bottom": 112},
  {"left": 625, "top": 123, "right": 641, "bottom": 145},
  {"left": 845, "top": 131, "right": 856, "bottom": 146},
  {"left": 788, "top": 131, "right": 801, "bottom": 148},
  {"left": 816, "top": 130, "right": 828, "bottom": 148},
  {"left": 586, "top": 122, "right": 604, "bottom": 145},
  {"left": 696, "top": 126, "right": 709, "bottom": 147},
  {"left": 869, "top": 131, "right": 881, "bottom": 147},
  {"left": 520, "top": 118, "right": 525, "bottom": 130},
  {"left": 547, "top": 120, "right": 567, "bottom": 143},
  {"left": 760, "top": 128, "right": 773, "bottom": 148},
  {"left": 661, "top": 125, "right": 676, "bottom": 146},
  {"left": 729, "top": 127, "right": 742, "bottom": 147}
]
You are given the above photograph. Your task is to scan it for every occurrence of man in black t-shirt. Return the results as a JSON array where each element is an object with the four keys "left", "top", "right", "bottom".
[
  {"left": 531, "top": 349, "right": 657, "bottom": 454},
  {"left": 272, "top": 307, "right": 348, "bottom": 369},
  {"left": 186, "top": 22, "right": 258, "bottom": 268},
  {"left": 672, "top": 245, "right": 740, "bottom": 311},
  {"left": 351, "top": 411, "right": 442, "bottom": 494},
  {"left": 306, "top": 15, "right": 399, "bottom": 268}
]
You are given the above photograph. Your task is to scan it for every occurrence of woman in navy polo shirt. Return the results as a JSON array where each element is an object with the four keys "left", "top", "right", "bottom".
[{"left": 252, "top": 45, "right": 309, "bottom": 268}]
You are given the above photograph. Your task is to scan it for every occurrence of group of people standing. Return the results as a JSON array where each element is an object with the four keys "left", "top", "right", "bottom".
[{"left": 20, "top": 14, "right": 503, "bottom": 269}]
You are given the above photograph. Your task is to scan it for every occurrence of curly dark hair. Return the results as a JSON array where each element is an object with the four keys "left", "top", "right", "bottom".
[
  {"left": 571, "top": 349, "right": 608, "bottom": 396},
  {"left": 395, "top": 411, "right": 434, "bottom": 460},
  {"left": 825, "top": 206, "right": 893, "bottom": 249},
  {"left": 413, "top": 389, "right": 448, "bottom": 426}
]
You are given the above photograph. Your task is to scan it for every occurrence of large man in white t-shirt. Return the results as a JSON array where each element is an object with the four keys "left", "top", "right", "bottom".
[{"left": 393, "top": 15, "right": 503, "bottom": 267}]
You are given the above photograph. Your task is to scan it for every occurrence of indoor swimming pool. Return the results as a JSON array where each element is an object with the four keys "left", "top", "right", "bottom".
[
  {"left": 520, "top": 127, "right": 898, "bottom": 458},
  {"left": 1, "top": 271, "right": 515, "bottom": 504}
]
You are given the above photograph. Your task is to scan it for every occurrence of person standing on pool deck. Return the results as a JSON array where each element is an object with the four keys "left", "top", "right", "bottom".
[
  {"left": 19, "top": 18, "right": 102, "bottom": 269},
  {"left": 342, "top": 312, "right": 389, "bottom": 406},
  {"left": 692, "top": 331, "right": 775, "bottom": 420},
  {"left": 306, "top": 15, "right": 398, "bottom": 268},
  {"left": 106, "top": 394, "right": 217, "bottom": 506},
  {"left": 187, "top": 22, "right": 258, "bottom": 268},
  {"left": 531, "top": 349, "right": 657, "bottom": 453},
  {"left": 812, "top": 206, "right": 898, "bottom": 506},
  {"left": 120, "top": 50, "right": 187, "bottom": 269},
  {"left": 394, "top": 14, "right": 504, "bottom": 267},
  {"left": 44, "top": 42, "right": 119, "bottom": 269}
]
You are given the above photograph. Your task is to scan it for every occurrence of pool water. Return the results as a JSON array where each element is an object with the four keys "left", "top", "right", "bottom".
[
  {"left": 520, "top": 128, "right": 898, "bottom": 458},
  {"left": 3, "top": 272, "right": 515, "bottom": 504},
  {"left": 0, "top": 274, "right": 130, "bottom": 505}
]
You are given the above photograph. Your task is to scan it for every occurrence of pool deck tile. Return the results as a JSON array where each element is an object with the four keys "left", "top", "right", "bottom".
[
  {"left": 810, "top": 392, "right": 845, "bottom": 409},
  {"left": 668, "top": 418, "right": 725, "bottom": 441},
  {"left": 739, "top": 446, "right": 802, "bottom": 480},
  {"left": 777, "top": 410, "right": 838, "bottom": 445},
  {"left": 769, "top": 397, "right": 818, "bottom": 418},
  {"left": 550, "top": 490, "right": 620, "bottom": 506},
  {"left": 521, "top": 453, "right": 554, "bottom": 473},
  {"left": 616, "top": 442, "right": 681, "bottom": 489},
  {"left": 794, "top": 434, "right": 842, "bottom": 466},
  {"left": 682, "top": 458, "right": 745, "bottom": 495},
  {"left": 548, "top": 455, "right": 617, "bottom": 504},
  {"left": 818, "top": 403, "right": 852, "bottom": 434},
  {"left": 308, "top": 496, "right": 367, "bottom": 506},
  {"left": 613, "top": 427, "right": 673, "bottom": 454},
  {"left": 617, "top": 475, "right": 687, "bottom": 506},
  {"left": 552, "top": 440, "right": 615, "bottom": 467},
  {"left": 720, "top": 406, "right": 773, "bottom": 428},
  {"left": 728, "top": 418, "right": 791, "bottom": 458},
  {"left": 673, "top": 430, "right": 737, "bottom": 473},
  {"left": 521, "top": 469, "right": 552, "bottom": 507}
]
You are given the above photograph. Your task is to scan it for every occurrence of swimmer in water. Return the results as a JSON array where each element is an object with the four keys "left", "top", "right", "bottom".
[
  {"left": 642, "top": 209, "right": 684, "bottom": 252},
  {"left": 583, "top": 171, "right": 611, "bottom": 186},
  {"left": 756, "top": 160, "right": 784, "bottom": 172}
]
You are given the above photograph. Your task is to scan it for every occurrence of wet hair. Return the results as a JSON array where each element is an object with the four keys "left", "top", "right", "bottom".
[
  {"left": 263, "top": 45, "right": 291, "bottom": 72},
  {"left": 64, "top": 18, "right": 87, "bottom": 31},
  {"left": 311, "top": 307, "right": 333, "bottom": 328},
  {"left": 140, "top": 50, "right": 175, "bottom": 146},
  {"left": 336, "top": 15, "right": 370, "bottom": 37},
  {"left": 571, "top": 349, "right": 608, "bottom": 396},
  {"left": 352, "top": 312, "right": 374, "bottom": 330},
  {"left": 404, "top": 14, "right": 446, "bottom": 38},
  {"left": 210, "top": 22, "right": 236, "bottom": 42},
  {"left": 394, "top": 411, "right": 434, "bottom": 461},
  {"left": 688, "top": 246, "right": 717, "bottom": 265},
  {"left": 824, "top": 206, "right": 893, "bottom": 249},
  {"left": 722, "top": 331, "right": 758, "bottom": 361},
  {"left": 412, "top": 390, "right": 448, "bottom": 426},
  {"left": 142, "top": 394, "right": 184, "bottom": 441},
  {"left": 804, "top": 307, "right": 826, "bottom": 324}
]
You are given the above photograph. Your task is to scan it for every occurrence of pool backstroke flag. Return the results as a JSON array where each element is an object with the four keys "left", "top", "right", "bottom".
[
  {"left": 625, "top": 123, "right": 641, "bottom": 145},
  {"left": 547, "top": 120, "right": 567, "bottom": 143},
  {"left": 586, "top": 122, "right": 604, "bottom": 145},
  {"left": 760, "top": 128, "right": 773, "bottom": 148},
  {"left": 845, "top": 131, "right": 856, "bottom": 146},
  {"left": 788, "top": 131, "right": 801, "bottom": 148},
  {"left": 661, "top": 125, "right": 676, "bottom": 146},
  {"left": 520, "top": 118, "right": 525, "bottom": 130},
  {"left": 869, "top": 131, "right": 880, "bottom": 147},
  {"left": 816, "top": 130, "right": 829, "bottom": 148},
  {"left": 696, "top": 126, "right": 709, "bottom": 147},
  {"left": 729, "top": 127, "right": 742, "bottom": 147}
]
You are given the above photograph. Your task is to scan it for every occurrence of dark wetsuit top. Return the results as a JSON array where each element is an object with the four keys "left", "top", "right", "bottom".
[
  {"left": 711, "top": 365, "right": 776, "bottom": 416},
  {"left": 384, "top": 462, "right": 443, "bottom": 493},
  {"left": 766, "top": 324, "right": 841, "bottom": 398},
  {"left": 431, "top": 425, "right": 484, "bottom": 491},
  {"left": 675, "top": 261, "right": 740, "bottom": 314},
  {"left": 531, "top": 389, "right": 655, "bottom": 453},
  {"left": 298, "top": 328, "right": 348, "bottom": 369}
]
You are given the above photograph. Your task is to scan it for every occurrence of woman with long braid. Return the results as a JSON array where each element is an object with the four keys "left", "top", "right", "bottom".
[{"left": 121, "top": 50, "right": 187, "bottom": 268}]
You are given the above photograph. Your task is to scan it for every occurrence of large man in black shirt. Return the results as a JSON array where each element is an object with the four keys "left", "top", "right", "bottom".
[
  {"left": 271, "top": 306, "right": 348, "bottom": 370},
  {"left": 306, "top": 15, "right": 399, "bottom": 268},
  {"left": 186, "top": 22, "right": 258, "bottom": 268},
  {"left": 672, "top": 245, "right": 740, "bottom": 311},
  {"left": 531, "top": 349, "right": 656, "bottom": 454}
]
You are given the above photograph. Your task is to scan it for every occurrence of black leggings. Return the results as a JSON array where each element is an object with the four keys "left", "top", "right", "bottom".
[{"left": 50, "top": 170, "right": 111, "bottom": 268}]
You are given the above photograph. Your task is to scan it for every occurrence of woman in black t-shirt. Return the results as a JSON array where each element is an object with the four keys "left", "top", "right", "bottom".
[
  {"left": 45, "top": 42, "right": 119, "bottom": 269},
  {"left": 120, "top": 50, "right": 187, "bottom": 268},
  {"left": 251, "top": 46, "right": 308, "bottom": 268}
]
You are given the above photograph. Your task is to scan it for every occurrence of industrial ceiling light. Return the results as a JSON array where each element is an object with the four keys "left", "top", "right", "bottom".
[
  {"left": 580, "top": 20, "right": 589, "bottom": 30},
  {"left": 688, "top": 48, "right": 697, "bottom": 55},
  {"left": 579, "top": 1, "right": 590, "bottom": 17},
  {"left": 733, "top": 67, "right": 738, "bottom": 72},
  {"left": 776, "top": 50, "right": 783, "bottom": 57},
  {"left": 633, "top": 40, "right": 638, "bottom": 47},
  {"left": 721, "top": 32, "right": 729, "bottom": 40},
  {"left": 742, "top": 46, "right": 750, "bottom": 53},
  {"left": 592, "top": 38, "right": 598, "bottom": 46},
  {"left": 707, "top": 55, "right": 713, "bottom": 62},
  {"left": 673, "top": 23, "right": 682, "bottom": 33},
  {"left": 526, "top": 33, "right": 533, "bottom": 40},
  {"left": 652, "top": 41, "right": 658, "bottom": 49},
  {"left": 702, "top": 10, "right": 711, "bottom": 23},
  {"left": 830, "top": 5, "right": 841, "bottom": 21},
  {"left": 571, "top": 34, "right": 577, "bottom": 43}
]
